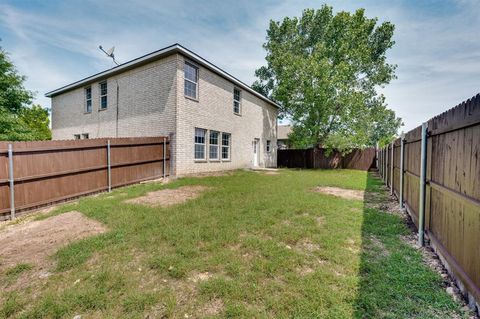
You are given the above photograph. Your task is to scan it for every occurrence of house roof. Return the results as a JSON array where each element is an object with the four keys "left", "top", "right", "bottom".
[
  {"left": 277, "top": 125, "right": 292, "bottom": 139},
  {"left": 45, "top": 43, "right": 279, "bottom": 108}
]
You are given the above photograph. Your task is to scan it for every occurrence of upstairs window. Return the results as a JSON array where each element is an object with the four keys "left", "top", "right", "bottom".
[
  {"left": 85, "top": 87, "right": 92, "bottom": 113},
  {"left": 194, "top": 128, "right": 206, "bottom": 160},
  {"left": 233, "top": 88, "right": 241, "bottom": 114},
  {"left": 82, "top": 133, "right": 89, "bottom": 139},
  {"left": 184, "top": 62, "right": 198, "bottom": 99},
  {"left": 209, "top": 131, "right": 219, "bottom": 160},
  {"left": 266, "top": 140, "right": 271, "bottom": 152},
  {"left": 99, "top": 81, "right": 108, "bottom": 109},
  {"left": 222, "top": 133, "right": 231, "bottom": 160},
  {"left": 74, "top": 134, "right": 81, "bottom": 140}
]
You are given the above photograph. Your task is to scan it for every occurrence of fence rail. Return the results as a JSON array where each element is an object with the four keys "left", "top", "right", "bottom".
[
  {"left": 278, "top": 148, "right": 376, "bottom": 170},
  {"left": 0, "top": 136, "right": 170, "bottom": 220},
  {"left": 378, "top": 93, "right": 480, "bottom": 308}
]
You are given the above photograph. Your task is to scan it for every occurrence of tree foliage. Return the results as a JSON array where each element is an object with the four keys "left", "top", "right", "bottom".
[
  {"left": 253, "top": 6, "right": 402, "bottom": 150},
  {"left": 0, "top": 44, "right": 51, "bottom": 141}
]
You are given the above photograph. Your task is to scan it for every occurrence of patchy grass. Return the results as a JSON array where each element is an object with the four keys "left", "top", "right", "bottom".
[
  {"left": 0, "top": 169, "right": 468, "bottom": 318},
  {"left": 4, "top": 264, "right": 32, "bottom": 280}
]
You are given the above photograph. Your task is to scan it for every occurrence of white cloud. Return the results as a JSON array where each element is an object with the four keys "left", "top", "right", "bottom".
[{"left": 1, "top": 0, "right": 479, "bottom": 132}]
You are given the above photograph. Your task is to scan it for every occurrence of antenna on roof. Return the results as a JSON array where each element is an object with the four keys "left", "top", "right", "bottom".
[{"left": 99, "top": 45, "right": 119, "bottom": 65}]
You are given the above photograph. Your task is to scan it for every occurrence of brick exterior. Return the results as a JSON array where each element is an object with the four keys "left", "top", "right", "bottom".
[{"left": 50, "top": 53, "right": 278, "bottom": 176}]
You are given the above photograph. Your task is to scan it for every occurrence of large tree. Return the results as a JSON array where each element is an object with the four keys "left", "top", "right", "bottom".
[
  {"left": 253, "top": 6, "right": 402, "bottom": 150},
  {"left": 0, "top": 44, "right": 51, "bottom": 141}
]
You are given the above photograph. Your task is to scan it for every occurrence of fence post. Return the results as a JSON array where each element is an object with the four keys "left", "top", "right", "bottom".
[
  {"left": 8, "top": 144, "right": 15, "bottom": 220},
  {"left": 418, "top": 122, "right": 428, "bottom": 246},
  {"left": 385, "top": 146, "right": 389, "bottom": 186},
  {"left": 384, "top": 147, "right": 387, "bottom": 182},
  {"left": 380, "top": 148, "right": 383, "bottom": 178},
  {"left": 390, "top": 141, "right": 394, "bottom": 195},
  {"left": 107, "top": 140, "right": 111, "bottom": 192},
  {"left": 169, "top": 132, "right": 174, "bottom": 177},
  {"left": 163, "top": 137, "right": 166, "bottom": 179},
  {"left": 399, "top": 134, "right": 405, "bottom": 209}
]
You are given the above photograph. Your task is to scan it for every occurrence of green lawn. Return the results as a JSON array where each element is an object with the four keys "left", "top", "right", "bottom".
[{"left": 0, "top": 169, "right": 468, "bottom": 318}]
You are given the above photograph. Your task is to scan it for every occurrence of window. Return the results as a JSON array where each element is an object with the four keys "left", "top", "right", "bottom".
[
  {"left": 184, "top": 62, "right": 198, "bottom": 99},
  {"left": 99, "top": 81, "right": 108, "bottom": 109},
  {"left": 266, "top": 140, "right": 271, "bottom": 152},
  {"left": 82, "top": 133, "right": 89, "bottom": 139},
  {"left": 74, "top": 134, "right": 81, "bottom": 140},
  {"left": 222, "top": 133, "right": 231, "bottom": 160},
  {"left": 233, "top": 88, "right": 241, "bottom": 114},
  {"left": 85, "top": 87, "right": 92, "bottom": 113},
  {"left": 209, "top": 131, "right": 219, "bottom": 160},
  {"left": 194, "top": 128, "right": 206, "bottom": 160}
]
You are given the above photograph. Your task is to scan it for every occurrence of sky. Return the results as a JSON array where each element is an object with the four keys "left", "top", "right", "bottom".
[{"left": 1, "top": 0, "right": 479, "bottom": 132}]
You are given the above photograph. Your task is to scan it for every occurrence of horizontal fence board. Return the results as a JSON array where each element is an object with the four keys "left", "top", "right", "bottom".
[
  {"left": 0, "top": 137, "right": 169, "bottom": 219},
  {"left": 278, "top": 148, "right": 375, "bottom": 170},
  {"left": 379, "top": 92, "right": 480, "bottom": 305}
]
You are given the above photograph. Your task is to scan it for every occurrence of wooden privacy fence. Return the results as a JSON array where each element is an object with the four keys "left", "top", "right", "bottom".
[
  {"left": 378, "top": 93, "right": 480, "bottom": 308},
  {"left": 278, "top": 147, "right": 376, "bottom": 171},
  {"left": 0, "top": 136, "right": 170, "bottom": 221}
]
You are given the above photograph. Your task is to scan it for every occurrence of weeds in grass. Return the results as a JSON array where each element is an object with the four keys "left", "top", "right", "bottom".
[
  {"left": 5, "top": 264, "right": 32, "bottom": 279},
  {"left": 0, "top": 169, "right": 468, "bottom": 318}
]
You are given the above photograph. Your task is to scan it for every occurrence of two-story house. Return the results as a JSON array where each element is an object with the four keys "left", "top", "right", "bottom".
[{"left": 46, "top": 44, "right": 279, "bottom": 176}]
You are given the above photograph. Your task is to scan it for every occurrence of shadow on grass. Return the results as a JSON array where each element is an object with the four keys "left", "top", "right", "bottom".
[{"left": 354, "top": 172, "right": 464, "bottom": 318}]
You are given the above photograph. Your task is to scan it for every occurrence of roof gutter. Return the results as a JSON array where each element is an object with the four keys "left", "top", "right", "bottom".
[{"left": 45, "top": 43, "right": 280, "bottom": 108}]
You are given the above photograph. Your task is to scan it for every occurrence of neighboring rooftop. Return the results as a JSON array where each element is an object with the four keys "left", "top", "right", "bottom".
[
  {"left": 278, "top": 125, "right": 292, "bottom": 140},
  {"left": 45, "top": 43, "right": 279, "bottom": 108}
]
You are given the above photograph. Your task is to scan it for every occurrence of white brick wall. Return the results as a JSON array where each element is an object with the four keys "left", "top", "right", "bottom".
[
  {"left": 174, "top": 55, "right": 278, "bottom": 176},
  {"left": 51, "top": 55, "right": 177, "bottom": 140},
  {"left": 50, "top": 53, "right": 278, "bottom": 176}
]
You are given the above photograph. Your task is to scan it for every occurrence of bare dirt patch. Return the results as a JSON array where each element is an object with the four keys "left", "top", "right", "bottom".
[
  {"left": 295, "top": 239, "right": 321, "bottom": 253},
  {"left": 194, "top": 171, "right": 233, "bottom": 178},
  {"left": 367, "top": 235, "right": 390, "bottom": 257},
  {"left": 316, "top": 216, "right": 326, "bottom": 226},
  {"left": 124, "top": 185, "right": 210, "bottom": 207},
  {"left": 296, "top": 265, "right": 314, "bottom": 276},
  {"left": 264, "top": 171, "right": 280, "bottom": 175},
  {"left": 201, "top": 298, "right": 224, "bottom": 316},
  {"left": 0, "top": 211, "right": 106, "bottom": 270},
  {"left": 188, "top": 271, "right": 213, "bottom": 283},
  {"left": 313, "top": 186, "right": 364, "bottom": 201}
]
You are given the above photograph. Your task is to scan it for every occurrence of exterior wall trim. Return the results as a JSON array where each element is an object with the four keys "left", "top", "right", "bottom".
[{"left": 45, "top": 44, "right": 279, "bottom": 109}]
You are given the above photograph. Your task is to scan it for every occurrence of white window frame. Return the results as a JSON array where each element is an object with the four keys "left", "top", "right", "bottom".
[
  {"left": 233, "top": 88, "right": 241, "bottom": 115},
  {"left": 209, "top": 130, "right": 220, "bottom": 160},
  {"left": 74, "top": 134, "right": 81, "bottom": 140},
  {"left": 221, "top": 133, "right": 231, "bottom": 161},
  {"left": 266, "top": 140, "right": 271, "bottom": 152},
  {"left": 184, "top": 61, "right": 199, "bottom": 100},
  {"left": 194, "top": 128, "right": 207, "bottom": 160},
  {"left": 99, "top": 81, "right": 108, "bottom": 110},
  {"left": 85, "top": 87, "right": 92, "bottom": 113},
  {"left": 82, "top": 133, "right": 89, "bottom": 139}
]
